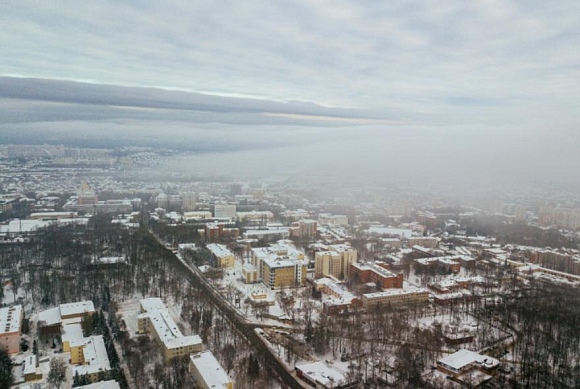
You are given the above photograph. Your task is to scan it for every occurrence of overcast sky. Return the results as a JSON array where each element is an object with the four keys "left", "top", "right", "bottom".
[{"left": 1, "top": 0, "right": 579, "bottom": 186}]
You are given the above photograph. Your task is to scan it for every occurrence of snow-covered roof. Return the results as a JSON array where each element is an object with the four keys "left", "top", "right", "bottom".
[
  {"left": 60, "top": 301, "right": 95, "bottom": 317},
  {"left": 71, "top": 335, "right": 111, "bottom": 376},
  {"left": 438, "top": 349, "right": 499, "bottom": 373},
  {"left": 139, "top": 299, "right": 202, "bottom": 350},
  {"left": 190, "top": 351, "right": 232, "bottom": 388},
  {"left": 0, "top": 305, "right": 22, "bottom": 334},
  {"left": 206, "top": 243, "right": 234, "bottom": 258},
  {"left": 62, "top": 323, "right": 84, "bottom": 345},
  {"left": 139, "top": 297, "right": 165, "bottom": 313},
  {"left": 76, "top": 380, "right": 121, "bottom": 389},
  {"left": 364, "top": 287, "right": 428, "bottom": 299},
  {"left": 22, "top": 354, "right": 37, "bottom": 376},
  {"left": 296, "top": 362, "right": 347, "bottom": 388},
  {"left": 38, "top": 307, "right": 61, "bottom": 326}
]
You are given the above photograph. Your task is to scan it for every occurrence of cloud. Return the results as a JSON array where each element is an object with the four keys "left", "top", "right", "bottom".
[{"left": 0, "top": 1, "right": 579, "bottom": 186}]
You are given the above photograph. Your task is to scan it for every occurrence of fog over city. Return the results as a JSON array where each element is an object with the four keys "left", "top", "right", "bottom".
[
  {"left": 2, "top": 1, "right": 580, "bottom": 187},
  {"left": 2, "top": 3, "right": 580, "bottom": 389}
]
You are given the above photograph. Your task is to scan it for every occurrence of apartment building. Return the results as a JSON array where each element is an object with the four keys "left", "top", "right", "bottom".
[
  {"left": 206, "top": 243, "right": 235, "bottom": 268},
  {"left": 0, "top": 305, "right": 23, "bottom": 354},
  {"left": 189, "top": 351, "right": 233, "bottom": 389},
  {"left": 289, "top": 219, "right": 317, "bottom": 238},
  {"left": 314, "top": 244, "right": 357, "bottom": 279},
  {"left": 138, "top": 298, "right": 202, "bottom": 360},
  {"left": 252, "top": 241, "right": 307, "bottom": 288},
  {"left": 263, "top": 258, "right": 307, "bottom": 288}
]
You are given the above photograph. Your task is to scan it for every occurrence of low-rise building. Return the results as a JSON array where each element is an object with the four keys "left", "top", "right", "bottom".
[
  {"left": 414, "top": 256, "right": 461, "bottom": 273},
  {"left": 189, "top": 351, "right": 233, "bottom": 389},
  {"left": 77, "top": 380, "right": 121, "bottom": 389},
  {"left": 236, "top": 211, "right": 273, "bottom": 223},
  {"left": 318, "top": 213, "right": 349, "bottom": 226},
  {"left": 70, "top": 335, "right": 112, "bottom": 382},
  {"left": 315, "top": 277, "right": 362, "bottom": 315},
  {"left": 296, "top": 361, "right": 354, "bottom": 389},
  {"left": 22, "top": 354, "right": 42, "bottom": 382},
  {"left": 362, "top": 288, "right": 429, "bottom": 308},
  {"left": 407, "top": 236, "right": 439, "bottom": 248},
  {"left": 214, "top": 203, "right": 236, "bottom": 219},
  {"left": 0, "top": 305, "right": 23, "bottom": 354},
  {"left": 206, "top": 244, "right": 235, "bottom": 268},
  {"left": 242, "top": 264, "right": 259, "bottom": 284},
  {"left": 350, "top": 262, "right": 403, "bottom": 289},
  {"left": 138, "top": 298, "right": 202, "bottom": 360},
  {"left": 437, "top": 349, "right": 500, "bottom": 386}
]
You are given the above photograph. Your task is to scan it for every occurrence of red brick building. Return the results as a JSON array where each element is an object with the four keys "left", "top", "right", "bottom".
[{"left": 350, "top": 262, "right": 403, "bottom": 289}]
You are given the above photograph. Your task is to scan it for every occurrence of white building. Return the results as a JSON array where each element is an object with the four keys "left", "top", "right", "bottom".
[
  {"left": 214, "top": 203, "right": 236, "bottom": 219},
  {"left": 189, "top": 351, "right": 233, "bottom": 389}
]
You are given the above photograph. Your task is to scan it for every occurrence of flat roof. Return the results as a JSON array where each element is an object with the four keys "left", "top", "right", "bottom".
[
  {"left": 0, "top": 305, "right": 22, "bottom": 334},
  {"left": 206, "top": 243, "right": 234, "bottom": 258},
  {"left": 62, "top": 323, "right": 84, "bottom": 345},
  {"left": 296, "top": 362, "right": 347, "bottom": 387},
  {"left": 71, "top": 335, "right": 111, "bottom": 376},
  {"left": 139, "top": 300, "right": 202, "bottom": 349},
  {"left": 76, "top": 380, "right": 121, "bottom": 389},
  {"left": 190, "top": 351, "right": 232, "bottom": 388},
  {"left": 60, "top": 301, "right": 95, "bottom": 317},
  {"left": 438, "top": 349, "right": 499, "bottom": 372},
  {"left": 140, "top": 298, "right": 166, "bottom": 313},
  {"left": 364, "top": 287, "right": 428, "bottom": 299}
]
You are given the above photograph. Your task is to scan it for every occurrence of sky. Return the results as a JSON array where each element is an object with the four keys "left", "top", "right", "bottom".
[{"left": 1, "top": 0, "right": 579, "bottom": 186}]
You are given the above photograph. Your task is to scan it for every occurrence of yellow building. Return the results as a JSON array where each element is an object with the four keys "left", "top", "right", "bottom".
[
  {"left": 242, "top": 264, "right": 259, "bottom": 283},
  {"left": 314, "top": 244, "right": 357, "bottom": 279},
  {"left": 262, "top": 259, "right": 307, "bottom": 288},
  {"left": 138, "top": 298, "right": 202, "bottom": 360},
  {"left": 61, "top": 322, "right": 84, "bottom": 352},
  {"left": 69, "top": 336, "right": 111, "bottom": 382},
  {"left": 189, "top": 351, "right": 233, "bottom": 389},
  {"left": 206, "top": 244, "right": 235, "bottom": 268}
]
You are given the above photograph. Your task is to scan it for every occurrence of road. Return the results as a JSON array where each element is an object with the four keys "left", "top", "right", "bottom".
[{"left": 147, "top": 229, "right": 308, "bottom": 389}]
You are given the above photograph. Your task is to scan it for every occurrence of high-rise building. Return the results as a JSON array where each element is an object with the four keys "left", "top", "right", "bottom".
[{"left": 314, "top": 244, "right": 357, "bottom": 279}]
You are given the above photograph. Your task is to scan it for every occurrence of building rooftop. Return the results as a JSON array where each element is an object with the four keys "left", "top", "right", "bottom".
[
  {"left": 140, "top": 297, "right": 166, "bottom": 313},
  {"left": 60, "top": 301, "right": 95, "bottom": 317},
  {"left": 296, "top": 362, "right": 347, "bottom": 388},
  {"left": 71, "top": 335, "right": 111, "bottom": 376},
  {"left": 364, "top": 287, "right": 428, "bottom": 299},
  {"left": 76, "top": 380, "right": 121, "bottom": 389},
  {"left": 438, "top": 349, "right": 499, "bottom": 372},
  {"left": 206, "top": 243, "right": 234, "bottom": 258},
  {"left": 0, "top": 305, "right": 22, "bottom": 334},
  {"left": 190, "top": 351, "right": 231, "bottom": 388},
  {"left": 62, "top": 322, "right": 84, "bottom": 345},
  {"left": 139, "top": 299, "right": 202, "bottom": 350}
]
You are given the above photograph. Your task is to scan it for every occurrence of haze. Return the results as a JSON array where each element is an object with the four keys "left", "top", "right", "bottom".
[{"left": 1, "top": 0, "right": 579, "bottom": 187}]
